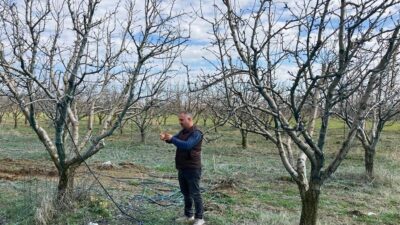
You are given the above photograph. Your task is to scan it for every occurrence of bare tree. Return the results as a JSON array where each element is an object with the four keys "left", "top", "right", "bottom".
[
  {"left": 0, "top": 0, "right": 187, "bottom": 204},
  {"left": 9, "top": 100, "right": 22, "bottom": 128},
  {"left": 129, "top": 94, "right": 163, "bottom": 143},
  {"left": 336, "top": 56, "right": 400, "bottom": 180},
  {"left": 192, "top": 0, "right": 400, "bottom": 224},
  {"left": 174, "top": 83, "right": 208, "bottom": 121},
  {"left": 0, "top": 96, "right": 11, "bottom": 125},
  {"left": 201, "top": 87, "right": 223, "bottom": 133},
  {"left": 154, "top": 86, "right": 175, "bottom": 126}
]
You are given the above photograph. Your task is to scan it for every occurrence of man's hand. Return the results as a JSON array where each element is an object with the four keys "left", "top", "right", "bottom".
[
  {"left": 164, "top": 133, "right": 173, "bottom": 141},
  {"left": 160, "top": 132, "right": 166, "bottom": 140},
  {"left": 160, "top": 132, "right": 172, "bottom": 141}
]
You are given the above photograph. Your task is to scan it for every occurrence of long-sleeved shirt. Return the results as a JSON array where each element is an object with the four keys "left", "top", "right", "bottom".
[
  {"left": 170, "top": 130, "right": 202, "bottom": 151},
  {"left": 169, "top": 126, "right": 203, "bottom": 169}
]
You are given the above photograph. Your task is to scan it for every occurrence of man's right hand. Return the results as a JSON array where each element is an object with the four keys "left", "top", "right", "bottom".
[
  {"left": 160, "top": 132, "right": 166, "bottom": 140},
  {"left": 164, "top": 133, "right": 173, "bottom": 141}
]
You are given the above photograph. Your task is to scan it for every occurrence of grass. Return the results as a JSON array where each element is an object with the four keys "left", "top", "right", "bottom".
[
  {"left": 0, "top": 179, "right": 49, "bottom": 225},
  {"left": 0, "top": 117, "right": 400, "bottom": 224}
]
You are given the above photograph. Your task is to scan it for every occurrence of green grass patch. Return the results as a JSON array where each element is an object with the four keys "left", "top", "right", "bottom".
[{"left": 1, "top": 116, "right": 400, "bottom": 224}]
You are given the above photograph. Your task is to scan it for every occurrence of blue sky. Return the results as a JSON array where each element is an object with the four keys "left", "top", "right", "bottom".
[{"left": 3, "top": 0, "right": 400, "bottom": 86}]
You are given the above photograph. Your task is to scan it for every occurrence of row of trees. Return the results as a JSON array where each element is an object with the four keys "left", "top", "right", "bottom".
[
  {"left": 189, "top": 0, "right": 400, "bottom": 224},
  {"left": 0, "top": 96, "right": 24, "bottom": 128},
  {"left": 0, "top": 0, "right": 188, "bottom": 203},
  {"left": 1, "top": 0, "right": 400, "bottom": 225},
  {"left": 1, "top": 84, "right": 230, "bottom": 142}
]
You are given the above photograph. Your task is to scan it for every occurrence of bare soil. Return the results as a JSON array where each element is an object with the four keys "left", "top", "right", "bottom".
[{"left": 0, "top": 158, "right": 149, "bottom": 185}]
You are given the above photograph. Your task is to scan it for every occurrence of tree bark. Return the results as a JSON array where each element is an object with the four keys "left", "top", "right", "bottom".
[
  {"left": 365, "top": 147, "right": 375, "bottom": 180},
  {"left": 98, "top": 114, "right": 103, "bottom": 125},
  {"left": 213, "top": 120, "right": 218, "bottom": 133},
  {"left": 57, "top": 165, "right": 77, "bottom": 204},
  {"left": 240, "top": 128, "right": 247, "bottom": 149},
  {"left": 13, "top": 114, "right": 18, "bottom": 128},
  {"left": 299, "top": 183, "right": 320, "bottom": 225},
  {"left": 140, "top": 128, "right": 146, "bottom": 143}
]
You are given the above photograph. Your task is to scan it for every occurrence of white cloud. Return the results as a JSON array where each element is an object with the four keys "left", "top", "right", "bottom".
[{"left": 4, "top": 0, "right": 398, "bottom": 88}]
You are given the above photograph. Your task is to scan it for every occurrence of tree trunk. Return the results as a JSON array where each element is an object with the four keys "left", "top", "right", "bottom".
[
  {"left": 140, "top": 128, "right": 146, "bottom": 143},
  {"left": 240, "top": 128, "right": 247, "bottom": 149},
  {"left": 365, "top": 147, "right": 375, "bottom": 180},
  {"left": 286, "top": 138, "right": 295, "bottom": 167},
  {"left": 98, "top": 115, "right": 103, "bottom": 125},
  {"left": 299, "top": 185, "right": 320, "bottom": 225},
  {"left": 13, "top": 114, "right": 18, "bottom": 128},
  {"left": 57, "top": 166, "right": 77, "bottom": 204}
]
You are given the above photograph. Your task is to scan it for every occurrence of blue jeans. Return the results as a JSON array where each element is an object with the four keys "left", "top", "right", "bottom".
[{"left": 178, "top": 169, "right": 203, "bottom": 219}]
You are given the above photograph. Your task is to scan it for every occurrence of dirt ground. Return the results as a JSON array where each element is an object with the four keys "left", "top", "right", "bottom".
[
  {"left": 0, "top": 158, "right": 58, "bottom": 181},
  {"left": 0, "top": 158, "right": 149, "bottom": 187}
]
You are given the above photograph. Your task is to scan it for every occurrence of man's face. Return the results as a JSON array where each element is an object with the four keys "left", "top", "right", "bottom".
[{"left": 178, "top": 113, "right": 193, "bottom": 129}]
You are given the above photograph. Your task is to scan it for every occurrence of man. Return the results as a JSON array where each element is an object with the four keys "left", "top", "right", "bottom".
[{"left": 160, "top": 112, "right": 205, "bottom": 225}]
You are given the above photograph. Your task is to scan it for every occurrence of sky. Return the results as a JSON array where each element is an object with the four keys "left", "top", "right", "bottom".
[{"left": 2, "top": 0, "right": 400, "bottom": 88}]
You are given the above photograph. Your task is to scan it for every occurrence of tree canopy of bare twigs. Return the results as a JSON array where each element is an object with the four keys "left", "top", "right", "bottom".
[
  {"left": 336, "top": 54, "right": 400, "bottom": 180},
  {"left": 189, "top": 0, "right": 400, "bottom": 224},
  {"left": 0, "top": 0, "right": 188, "bottom": 204}
]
